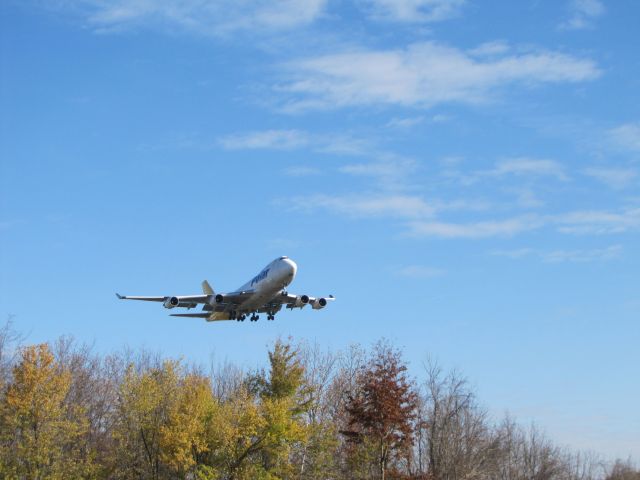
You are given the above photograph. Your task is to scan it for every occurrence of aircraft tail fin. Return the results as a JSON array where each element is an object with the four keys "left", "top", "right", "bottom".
[{"left": 202, "top": 280, "right": 214, "bottom": 295}]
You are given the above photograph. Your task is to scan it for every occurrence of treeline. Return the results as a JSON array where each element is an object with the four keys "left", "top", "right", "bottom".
[{"left": 0, "top": 322, "right": 637, "bottom": 480}]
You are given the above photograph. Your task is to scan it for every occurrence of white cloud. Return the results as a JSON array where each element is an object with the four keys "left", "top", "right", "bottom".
[
  {"left": 361, "top": 0, "right": 466, "bottom": 23},
  {"left": 509, "top": 187, "right": 546, "bottom": 209},
  {"left": 396, "top": 265, "right": 445, "bottom": 278},
  {"left": 443, "top": 158, "right": 568, "bottom": 192},
  {"left": 339, "top": 156, "right": 418, "bottom": 190},
  {"left": 219, "top": 130, "right": 309, "bottom": 150},
  {"left": 492, "top": 245, "right": 622, "bottom": 262},
  {"left": 556, "top": 208, "right": 640, "bottom": 235},
  {"left": 218, "top": 129, "right": 372, "bottom": 156},
  {"left": 43, "top": 0, "right": 327, "bottom": 35},
  {"left": 288, "top": 193, "right": 436, "bottom": 219},
  {"left": 286, "top": 185, "right": 640, "bottom": 239},
  {"left": 584, "top": 167, "right": 638, "bottom": 189},
  {"left": 281, "top": 42, "right": 600, "bottom": 111},
  {"left": 406, "top": 215, "right": 544, "bottom": 238},
  {"left": 608, "top": 123, "right": 640, "bottom": 153},
  {"left": 542, "top": 244, "right": 622, "bottom": 263},
  {"left": 468, "top": 40, "right": 510, "bottom": 57},
  {"left": 560, "top": 0, "right": 605, "bottom": 30},
  {"left": 386, "top": 116, "right": 425, "bottom": 128},
  {"left": 490, "top": 248, "right": 535, "bottom": 259},
  {"left": 315, "top": 136, "right": 371, "bottom": 156},
  {"left": 488, "top": 158, "right": 568, "bottom": 180}
]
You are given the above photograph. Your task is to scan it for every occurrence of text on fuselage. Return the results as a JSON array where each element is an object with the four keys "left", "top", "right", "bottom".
[{"left": 251, "top": 269, "right": 270, "bottom": 287}]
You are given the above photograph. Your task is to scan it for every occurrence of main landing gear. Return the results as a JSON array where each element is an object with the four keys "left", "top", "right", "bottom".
[{"left": 232, "top": 311, "right": 277, "bottom": 322}]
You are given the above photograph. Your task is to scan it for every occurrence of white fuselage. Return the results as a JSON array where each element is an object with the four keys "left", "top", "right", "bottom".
[{"left": 235, "top": 257, "right": 297, "bottom": 309}]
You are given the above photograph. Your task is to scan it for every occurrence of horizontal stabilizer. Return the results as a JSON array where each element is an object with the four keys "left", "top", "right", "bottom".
[
  {"left": 170, "top": 312, "right": 232, "bottom": 322},
  {"left": 170, "top": 313, "right": 211, "bottom": 318}
]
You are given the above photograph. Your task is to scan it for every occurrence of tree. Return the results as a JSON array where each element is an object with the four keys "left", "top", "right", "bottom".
[
  {"left": 606, "top": 460, "right": 640, "bottom": 480},
  {"left": 343, "top": 341, "right": 418, "bottom": 480},
  {"left": 159, "top": 373, "right": 213, "bottom": 477},
  {"left": 203, "top": 339, "right": 311, "bottom": 479},
  {"left": 418, "top": 360, "right": 500, "bottom": 480},
  {"left": 0, "top": 343, "right": 93, "bottom": 479},
  {"left": 110, "top": 360, "right": 182, "bottom": 479}
]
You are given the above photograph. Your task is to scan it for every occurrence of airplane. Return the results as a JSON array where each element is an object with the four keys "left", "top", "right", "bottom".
[{"left": 116, "top": 256, "right": 335, "bottom": 322}]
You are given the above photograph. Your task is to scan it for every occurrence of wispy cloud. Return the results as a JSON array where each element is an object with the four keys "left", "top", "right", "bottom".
[
  {"left": 406, "top": 215, "right": 543, "bottom": 239},
  {"left": 284, "top": 186, "right": 640, "bottom": 240},
  {"left": 442, "top": 158, "right": 568, "bottom": 195},
  {"left": 468, "top": 41, "right": 510, "bottom": 57},
  {"left": 280, "top": 42, "right": 600, "bottom": 111},
  {"left": 218, "top": 129, "right": 371, "bottom": 156},
  {"left": 286, "top": 194, "right": 436, "bottom": 219},
  {"left": 542, "top": 245, "right": 622, "bottom": 262},
  {"left": 490, "top": 248, "right": 534, "bottom": 259},
  {"left": 559, "top": 0, "right": 605, "bottom": 30},
  {"left": 556, "top": 208, "right": 640, "bottom": 235},
  {"left": 492, "top": 245, "right": 622, "bottom": 263},
  {"left": 608, "top": 123, "right": 640, "bottom": 153},
  {"left": 395, "top": 265, "right": 445, "bottom": 278},
  {"left": 584, "top": 167, "right": 638, "bottom": 190},
  {"left": 408, "top": 208, "right": 640, "bottom": 239},
  {"left": 487, "top": 158, "right": 568, "bottom": 180},
  {"left": 507, "top": 187, "right": 546, "bottom": 209},
  {"left": 361, "top": 0, "right": 466, "bottom": 23},
  {"left": 386, "top": 116, "right": 425, "bottom": 128},
  {"left": 48, "top": 0, "right": 328, "bottom": 35},
  {"left": 219, "top": 129, "right": 309, "bottom": 150},
  {"left": 339, "top": 156, "right": 418, "bottom": 190}
]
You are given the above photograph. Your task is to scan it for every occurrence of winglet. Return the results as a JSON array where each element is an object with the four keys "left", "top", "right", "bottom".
[
  {"left": 202, "top": 280, "right": 214, "bottom": 295},
  {"left": 116, "top": 293, "right": 125, "bottom": 300}
]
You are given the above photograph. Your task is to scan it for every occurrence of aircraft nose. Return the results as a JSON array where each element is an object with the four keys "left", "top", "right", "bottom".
[{"left": 284, "top": 258, "right": 297, "bottom": 277}]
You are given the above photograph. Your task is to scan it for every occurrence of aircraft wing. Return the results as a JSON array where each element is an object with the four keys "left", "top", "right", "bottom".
[
  {"left": 116, "top": 293, "right": 211, "bottom": 303},
  {"left": 277, "top": 292, "right": 336, "bottom": 310},
  {"left": 116, "top": 293, "right": 213, "bottom": 309}
]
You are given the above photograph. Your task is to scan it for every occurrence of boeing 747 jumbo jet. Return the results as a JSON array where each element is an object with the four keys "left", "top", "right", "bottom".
[{"left": 116, "top": 256, "right": 335, "bottom": 322}]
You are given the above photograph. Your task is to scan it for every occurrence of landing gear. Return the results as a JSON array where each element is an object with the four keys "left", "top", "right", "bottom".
[
  {"left": 250, "top": 313, "right": 259, "bottom": 322},
  {"left": 232, "top": 311, "right": 248, "bottom": 322}
]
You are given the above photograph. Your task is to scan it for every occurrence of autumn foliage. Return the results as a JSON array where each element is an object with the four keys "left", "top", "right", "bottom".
[{"left": 0, "top": 323, "right": 636, "bottom": 480}]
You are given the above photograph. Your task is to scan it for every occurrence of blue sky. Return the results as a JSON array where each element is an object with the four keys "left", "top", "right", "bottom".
[{"left": 1, "top": 0, "right": 639, "bottom": 459}]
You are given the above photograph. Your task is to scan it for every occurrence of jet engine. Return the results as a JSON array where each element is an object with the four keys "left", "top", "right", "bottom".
[
  {"left": 291, "top": 296, "right": 306, "bottom": 308},
  {"left": 300, "top": 295, "right": 310, "bottom": 305},
  {"left": 163, "top": 297, "right": 179, "bottom": 309},
  {"left": 311, "top": 297, "right": 328, "bottom": 310},
  {"left": 215, "top": 294, "right": 225, "bottom": 304}
]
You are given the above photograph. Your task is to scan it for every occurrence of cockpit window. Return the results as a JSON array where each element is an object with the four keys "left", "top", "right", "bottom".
[{"left": 279, "top": 256, "right": 288, "bottom": 259}]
